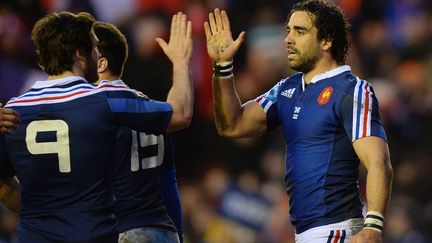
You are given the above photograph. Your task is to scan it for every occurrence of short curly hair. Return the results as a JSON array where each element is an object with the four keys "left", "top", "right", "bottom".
[
  {"left": 288, "top": 0, "right": 351, "bottom": 65},
  {"left": 31, "top": 11, "right": 96, "bottom": 75}
]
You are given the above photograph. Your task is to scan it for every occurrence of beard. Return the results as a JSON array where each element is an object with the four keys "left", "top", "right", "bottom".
[
  {"left": 288, "top": 47, "right": 320, "bottom": 73},
  {"left": 84, "top": 54, "right": 99, "bottom": 83}
]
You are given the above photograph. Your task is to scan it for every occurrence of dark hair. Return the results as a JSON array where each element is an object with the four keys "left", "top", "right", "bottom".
[
  {"left": 31, "top": 11, "right": 96, "bottom": 75},
  {"left": 288, "top": 0, "right": 350, "bottom": 65},
  {"left": 93, "top": 22, "right": 128, "bottom": 77}
]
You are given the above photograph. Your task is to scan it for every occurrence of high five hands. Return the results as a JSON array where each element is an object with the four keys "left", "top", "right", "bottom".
[
  {"left": 204, "top": 8, "right": 246, "bottom": 63},
  {"left": 155, "top": 12, "right": 193, "bottom": 66}
]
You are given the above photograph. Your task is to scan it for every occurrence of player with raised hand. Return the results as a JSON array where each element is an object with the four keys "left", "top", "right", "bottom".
[
  {"left": 205, "top": 2, "right": 392, "bottom": 242},
  {"left": 94, "top": 12, "right": 192, "bottom": 243},
  {"left": 0, "top": 10, "right": 191, "bottom": 242}
]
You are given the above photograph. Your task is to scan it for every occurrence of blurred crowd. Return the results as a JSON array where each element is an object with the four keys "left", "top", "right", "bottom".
[{"left": 0, "top": 0, "right": 431, "bottom": 242}]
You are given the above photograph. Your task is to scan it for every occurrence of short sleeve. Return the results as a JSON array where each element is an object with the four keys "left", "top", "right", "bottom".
[
  {"left": 255, "top": 80, "right": 284, "bottom": 131},
  {"left": 0, "top": 135, "right": 15, "bottom": 179},
  {"left": 106, "top": 90, "right": 173, "bottom": 135},
  {"left": 339, "top": 79, "right": 387, "bottom": 143}
]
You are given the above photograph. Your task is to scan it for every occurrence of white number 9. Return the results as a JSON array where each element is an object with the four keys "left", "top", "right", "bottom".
[{"left": 26, "top": 120, "right": 71, "bottom": 173}]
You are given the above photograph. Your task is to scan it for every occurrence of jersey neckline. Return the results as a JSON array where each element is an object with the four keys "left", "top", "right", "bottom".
[
  {"left": 32, "top": 76, "right": 87, "bottom": 89},
  {"left": 301, "top": 65, "right": 351, "bottom": 91}
]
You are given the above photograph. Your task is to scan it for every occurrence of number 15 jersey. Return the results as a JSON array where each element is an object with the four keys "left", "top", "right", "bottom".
[{"left": 0, "top": 76, "right": 173, "bottom": 242}]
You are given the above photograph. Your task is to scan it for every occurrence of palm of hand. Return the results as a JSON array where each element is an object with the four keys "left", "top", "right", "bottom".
[{"left": 206, "top": 31, "right": 235, "bottom": 62}]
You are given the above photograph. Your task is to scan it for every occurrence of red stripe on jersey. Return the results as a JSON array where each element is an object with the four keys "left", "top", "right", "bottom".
[
  {"left": 333, "top": 230, "right": 341, "bottom": 243},
  {"left": 362, "top": 83, "right": 370, "bottom": 137},
  {"left": 8, "top": 90, "right": 90, "bottom": 104},
  {"left": 7, "top": 84, "right": 127, "bottom": 105}
]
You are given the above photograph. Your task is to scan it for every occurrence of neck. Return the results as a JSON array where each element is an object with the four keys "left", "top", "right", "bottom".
[
  {"left": 95, "top": 72, "right": 120, "bottom": 85},
  {"left": 303, "top": 57, "right": 339, "bottom": 84},
  {"left": 48, "top": 62, "right": 86, "bottom": 80},
  {"left": 47, "top": 71, "right": 81, "bottom": 80}
]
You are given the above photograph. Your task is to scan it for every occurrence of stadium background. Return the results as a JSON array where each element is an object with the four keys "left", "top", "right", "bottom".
[{"left": 0, "top": 0, "right": 431, "bottom": 242}]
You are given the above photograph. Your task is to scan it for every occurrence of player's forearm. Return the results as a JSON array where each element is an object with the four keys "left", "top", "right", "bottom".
[
  {"left": 166, "top": 62, "right": 194, "bottom": 131},
  {"left": 213, "top": 75, "right": 243, "bottom": 137},
  {"left": 365, "top": 157, "right": 393, "bottom": 216},
  {"left": 0, "top": 177, "right": 20, "bottom": 213}
]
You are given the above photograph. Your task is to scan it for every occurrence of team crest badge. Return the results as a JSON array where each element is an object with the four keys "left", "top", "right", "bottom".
[
  {"left": 135, "top": 91, "right": 148, "bottom": 99},
  {"left": 317, "top": 86, "right": 333, "bottom": 106}
]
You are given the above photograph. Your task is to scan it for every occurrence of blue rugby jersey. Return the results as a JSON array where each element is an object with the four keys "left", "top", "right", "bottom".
[
  {"left": 256, "top": 66, "right": 387, "bottom": 233},
  {"left": 0, "top": 76, "right": 172, "bottom": 242},
  {"left": 109, "top": 81, "right": 182, "bottom": 236}
]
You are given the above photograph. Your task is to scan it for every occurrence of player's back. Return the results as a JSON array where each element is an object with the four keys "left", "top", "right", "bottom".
[
  {"left": 1, "top": 76, "right": 172, "bottom": 242},
  {"left": 112, "top": 128, "right": 177, "bottom": 233}
]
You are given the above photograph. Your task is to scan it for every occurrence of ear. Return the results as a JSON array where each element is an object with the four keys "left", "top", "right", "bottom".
[
  {"left": 98, "top": 57, "right": 108, "bottom": 73},
  {"left": 74, "top": 49, "right": 86, "bottom": 62},
  {"left": 321, "top": 38, "right": 332, "bottom": 52}
]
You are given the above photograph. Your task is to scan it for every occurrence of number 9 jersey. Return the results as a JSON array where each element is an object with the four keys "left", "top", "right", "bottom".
[{"left": 0, "top": 76, "right": 173, "bottom": 242}]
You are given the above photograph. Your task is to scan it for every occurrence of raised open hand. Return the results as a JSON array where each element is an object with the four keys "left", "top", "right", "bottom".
[
  {"left": 204, "top": 9, "right": 245, "bottom": 63},
  {"left": 155, "top": 12, "right": 192, "bottom": 65}
]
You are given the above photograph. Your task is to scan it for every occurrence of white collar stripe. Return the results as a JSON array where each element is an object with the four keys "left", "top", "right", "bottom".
[{"left": 6, "top": 83, "right": 132, "bottom": 107}]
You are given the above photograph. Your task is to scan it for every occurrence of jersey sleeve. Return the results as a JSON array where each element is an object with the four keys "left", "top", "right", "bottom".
[
  {"left": 0, "top": 135, "right": 15, "bottom": 179},
  {"left": 161, "top": 168, "right": 183, "bottom": 242},
  {"left": 255, "top": 80, "right": 284, "bottom": 131},
  {"left": 160, "top": 135, "right": 183, "bottom": 242},
  {"left": 339, "top": 79, "right": 387, "bottom": 143},
  {"left": 106, "top": 90, "right": 173, "bottom": 135}
]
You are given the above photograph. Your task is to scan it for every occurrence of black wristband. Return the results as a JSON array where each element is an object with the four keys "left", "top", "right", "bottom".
[
  {"left": 213, "top": 61, "right": 233, "bottom": 78},
  {"left": 363, "top": 223, "right": 383, "bottom": 231}
]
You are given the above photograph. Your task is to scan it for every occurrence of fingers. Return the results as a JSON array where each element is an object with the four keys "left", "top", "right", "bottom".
[
  {"left": 186, "top": 20, "right": 192, "bottom": 40},
  {"left": 180, "top": 13, "right": 187, "bottom": 37},
  {"left": 155, "top": 37, "right": 168, "bottom": 52},
  {"left": 0, "top": 113, "right": 20, "bottom": 134},
  {"left": 209, "top": 12, "right": 217, "bottom": 34},
  {"left": 0, "top": 127, "right": 13, "bottom": 135},
  {"left": 234, "top": 31, "right": 246, "bottom": 48},
  {"left": 214, "top": 8, "right": 223, "bottom": 31},
  {"left": 186, "top": 20, "right": 192, "bottom": 48},
  {"left": 0, "top": 120, "right": 18, "bottom": 129},
  {"left": 1, "top": 108, "right": 19, "bottom": 117},
  {"left": 204, "top": 22, "right": 212, "bottom": 40},
  {"left": 0, "top": 108, "right": 20, "bottom": 130},
  {"left": 186, "top": 20, "right": 193, "bottom": 58},
  {"left": 221, "top": 10, "right": 231, "bottom": 33}
]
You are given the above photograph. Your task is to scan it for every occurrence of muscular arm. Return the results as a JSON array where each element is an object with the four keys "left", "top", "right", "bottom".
[
  {"left": 0, "top": 177, "right": 20, "bottom": 213},
  {"left": 165, "top": 62, "right": 193, "bottom": 132},
  {"left": 206, "top": 9, "right": 266, "bottom": 138},
  {"left": 156, "top": 12, "right": 194, "bottom": 132},
  {"left": 351, "top": 136, "right": 393, "bottom": 242},
  {"left": 213, "top": 75, "right": 267, "bottom": 137},
  {"left": 353, "top": 136, "right": 392, "bottom": 214}
]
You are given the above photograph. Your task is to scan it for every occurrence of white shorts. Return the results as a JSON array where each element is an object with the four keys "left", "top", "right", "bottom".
[
  {"left": 118, "top": 227, "right": 180, "bottom": 243},
  {"left": 295, "top": 218, "right": 364, "bottom": 243}
]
